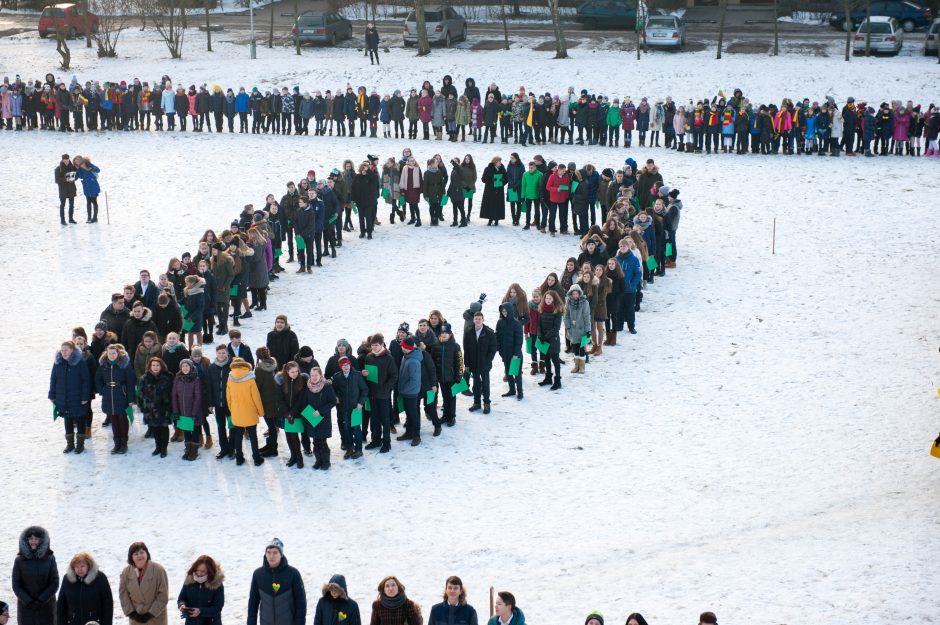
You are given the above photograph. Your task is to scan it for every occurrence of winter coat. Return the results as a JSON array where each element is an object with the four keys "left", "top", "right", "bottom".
[
  {"left": 153, "top": 303, "right": 183, "bottom": 343},
  {"left": 304, "top": 380, "right": 337, "bottom": 437},
  {"left": 479, "top": 162, "right": 506, "bottom": 221},
  {"left": 351, "top": 172, "right": 378, "bottom": 212},
  {"left": 172, "top": 369, "right": 203, "bottom": 423},
  {"left": 428, "top": 602, "right": 478, "bottom": 625},
  {"left": 505, "top": 160, "right": 524, "bottom": 196},
  {"left": 564, "top": 287, "right": 592, "bottom": 342},
  {"left": 495, "top": 304, "right": 524, "bottom": 363},
  {"left": 462, "top": 323, "right": 498, "bottom": 373},
  {"left": 423, "top": 167, "right": 446, "bottom": 204},
  {"left": 177, "top": 568, "right": 225, "bottom": 625},
  {"left": 447, "top": 163, "right": 465, "bottom": 204},
  {"left": 247, "top": 555, "right": 306, "bottom": 625},
  {"left": 133, "top": 342, "right": 162, "bottom": 381},
  {"left": 485, "top": 608, "right": 525, "bottom": 625},
  {"left": 96, "top": 353, "right": 136, "bottom": 415},
  {"left": 119, "top": 561, "right": 169, "bottom": 625},
  {"left": 435, "top": 334, "right": 463, "bottom": 384},
  {"left": 266, "top": 327, "right": 299, "bottom": 372},
  {"left": 57, "top": 554, "right": 113, "bottom": 625},
  {"left": 331, "top": 368, "right": 368, "bottom": 417},
  {"left": 55, "top": 161, "right": 77, "bottom": 199},
  {"left": 520, "top": 169, "right": 542, "bottom": 200},
  {"left": 313, "top": 575, "right": 360, "bottom": 625},
  {"left": 255, "top": 358, "right": 280, "bottom": 419},
  {"left": 400, "top": 165, "right": 423, "bottom": 205},
  {"left": 226, "top": 360, "right": 265, "bottom": 427},
  {"left": 161, "top": 343, "right": 190, "bottom": 375},
  {"left": 122, "top": 308, "right": 159, "bottom": 358},
  {"left": 369, "top": 597, "right": 422, "bottom": 625},
  {"left": 49, "top": 348, "right": 91, "bottom": 419},
  {"left": 615, "top": 251, "right": 642, "bottom": 293},
  {"left": 398, "top": 348, "right": 423, "bottom": 398},
  {"left": 364, "top": 349, "right": 398, "bottom": 400},
  {"left": 74, "top": 163, "right": 101, "bottom": 197},
  {"left": 12, "top": 527, "right": 59, "bottom": 625},
  {"left": 536, "top": 306, "right": 562, "bottom": 356},
  {"left": 432, "top": 95, "right": 446, "bottom": 126},
  {"left": 138, "top": 369, "right": 174, "bottom": 427},
  {"left": 545, "top": 171, "right": 571, "bottom": 204},
  {"left": 417, "top": 95, "right": 433, "bottom": 123},
  {"left": 893, "top": 109, "right": 911, "bottom": 142}
]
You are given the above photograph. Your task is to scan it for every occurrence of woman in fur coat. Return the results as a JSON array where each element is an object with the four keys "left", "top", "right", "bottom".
[
  {"left": 177, "top": 555, "right": 225, "bottom": 625},
  {"left": 57, "top": 552, "right": 113, "bottom": 625}
]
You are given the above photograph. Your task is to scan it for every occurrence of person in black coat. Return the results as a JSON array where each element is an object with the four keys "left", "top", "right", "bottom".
[
  {"left": 207, "top": 345, "right": 232, "bottom": 459},
  {"left": 153, "top": 293, "right": 183, "bottom": 343},
  {"left": 304, "top": 367, "right": 337, "bottom": 469},
  {"left": 12, "top": 526, "right": 59, "bottom": 625},
  {"left": 247, "top": 539, "right": 306, "bottom": 625},
  {"left": 226, "top": 330, "right": 254, "bottom": 366},
  {"left": 365, "top": 23, "right": 380, "bottom": 65},
  {"left": 266, "top": 315, "right": 299, "bottom": 370},
  {"left": 428, "top": 576, "right": 478, "bottom": 625},
  {"left": 495, "top": 303, "right": 523, "bottom": 401},
  {"left": 536, "top": 291, "right": 563, "bottom": 388},
  {"left": 313, "top": 575, "right": 360, "bottom": 625},
  {"left": 363, "top": 334, "right": 397, "bottom": 452},
  {"left": 479, "top": 158, "right": 506, "bottom": 225},
  {"left": 351, "top": 164, "right": 378, "bottom": 239},
  {"left": 49, "top": 340, "right": 92, "bottom": 453},
  {"left": 435, "top": 324, "right": 463, "bottom": 427},
  {"left": 331, "top": 356, "right": 368, "bottom": 459},
  {"left": 177, "top": 555, "right": 225, "bottom": 625},
  {"left": 462, "top": 311, "right": 497, "bottom": 413},
  {"left": 55, "top": 153, "right": 77, "bottom": 224},
  {"left": 100, "top": 294, "right": 130, "bottom": 337},
  {"left": 57, "top": 552, "right": 113, "bottom": 625},
  {"left": 122, "top": 303, "right": 158, "bottom": 360}
]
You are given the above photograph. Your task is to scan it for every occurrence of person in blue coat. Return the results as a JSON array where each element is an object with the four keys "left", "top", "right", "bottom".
[
  {"left": 581, "top": 164, "right": 600, "bottom": 227},
  {"left": 633, "top": 212, "right": 656, "bottom": 283},
  {"left": 95, "top": 343, "right": 136, "bottom": 454},
  {"left": 428, "top": 576, "right": 478, "bottom": 625},
  {"left": 313, "top": 575, "right": 360, "bottom": 625},
  {"left": 73, "top": 157, "right": 101, "bottom": 223},
  {"left": 49, "top": 340, "right": 91, "bottom": 454},
  {"left": 495, "top": 303, "right": 523, "bottom": 400},
  {"left": 247, "top": 539, "right": 306, "bottom": 625},
  {"left": 396, "top": 337, "right": 423, "bottom": 446},
  {"left": 305, "top": 367, "right": 337, "bottom": 470},
  {"left": 614, "top": 239, "right": 641, "bottom": 335},
  {"left": 177, "top": 555, "right": 225, "bottom": 625}
]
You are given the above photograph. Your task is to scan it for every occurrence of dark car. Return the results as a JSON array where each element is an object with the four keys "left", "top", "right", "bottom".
[
  {"left": 829, "top": 0, "right": 932, "bottom": 32},
  {"left": 291, "top": 11, "right": 352, "bottom": 46},
  {"left": 576, "top": 0, "right": 646, "bottom": 29}
]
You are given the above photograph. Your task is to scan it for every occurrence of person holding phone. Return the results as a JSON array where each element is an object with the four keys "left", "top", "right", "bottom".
[
  {"left": 177, "top": 555, "right": 225, "bottom": 625},
  {"left": 72, "top": 155, "right": 102, "bottom": 223}
]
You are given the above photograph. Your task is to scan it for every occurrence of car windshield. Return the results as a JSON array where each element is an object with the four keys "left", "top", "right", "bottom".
[
  {"left": 647, "top": 17, "right": 675, "bottom": 27},
  {"left": 299, "top": 14, "right": 325, "bottom": 24},
  {"left": 407, "top": 10, "right": 443, "bottom": 21},
  {"left": 41, "top": 7, "right": 65, "bottom": 16},
  {"left": 859, "top": 22, "right": 892, "bottom": 33}
]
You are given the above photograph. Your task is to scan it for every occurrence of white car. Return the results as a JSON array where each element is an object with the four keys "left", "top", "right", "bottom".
[
  {"left": 644, "top": 15, "right": 685, "bottom": 49},
  {"left": 852, "top": 16, "right": 903, "bottom": 54},
  {"left": 403, "top": 6, "right": 467, "bottom": 47},
  {"left": 925, "top": 17, "right": 939, "bottom": 55}
]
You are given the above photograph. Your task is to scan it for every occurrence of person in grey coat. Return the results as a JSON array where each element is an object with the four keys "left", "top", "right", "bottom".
[
  {"left": 12, "top": 526, "right": 59, "bottom": 625},
  {"left": 397, "top": 337, "right": 424, "bottom": 446},
  {"left": 563, "top": 284, "right": 592, "bottom": 375}
]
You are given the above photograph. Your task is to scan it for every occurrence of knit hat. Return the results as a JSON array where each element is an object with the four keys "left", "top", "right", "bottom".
[
  {"left": 659, "top": 185, "right": 670, "bottom": 196},
  {"left": 0, "top": 601, "right": 8, "bottom": 615},
  {"left": 338, "top": 356, "right": 351, "bottom": 367},
  {"left": 401, "top": 337, "right": 416, "bottom": 352},
  {"left": 307, "top": 169, "right": 315, "bottom": 178},
  {"left": 266, "top": 538, "right": 284, "bottom": 554},
  {"left": 179, "top": 358, "right": 195, "bottom": 371},
  {"left": 298, "top": 346, "right": 314, "bottom": 358},
  {"left": 398, "top": 322, "right": 410, "bottom": 333},
  {"left": 585, "top": 239, "right": 596, "bottom": 247},
  {"left": 95, "top": 321, "right": 108, "bottom": 332},
  {"left": 585, "top": 611, "right": 604, "bottom": 625},
  {"left": 567, "top": 161, "right": 576, "bottom": 171}
]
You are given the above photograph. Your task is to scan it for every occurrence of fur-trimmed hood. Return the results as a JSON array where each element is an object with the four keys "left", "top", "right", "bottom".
[
  {"left": 55, "top": 348, "right": 85, "bottom": 367},
  {"left": 18, "top": 526, "right": 52, "bottom": 559},
  {"left": 98, "top": 350, "right": 130, "bottom": 368},
  {"left": 334, "top": 339, "right": 353, "bottom": 357},
  {"left": 129, "top": 307, "right": 154, "bottom": 323},
  {"left": 184, "top": 565, "right": 225, "bottom": 590},
  {"left": 66, "top": 554, "right": 100, "bottom": 584},
  {"left": 256, "top": 357, "right": 278, "bottom": 373},
  {"left": 321, "top": 574, "right": 348, "bottom": 599}
]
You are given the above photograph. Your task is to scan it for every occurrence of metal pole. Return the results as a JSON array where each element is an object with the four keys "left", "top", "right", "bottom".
[
  {"left": 772, "top": 218, "right": 776, "bottom": 254},
  {"left": 249, "top": 0, "right": 256, "bottom": 58},
  {"left": 105, "top": 191, "right": 110, "bottom": 225}
]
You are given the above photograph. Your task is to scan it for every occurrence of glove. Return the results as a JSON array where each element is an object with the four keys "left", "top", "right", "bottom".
[
  {"left": 128, "top": 611, "right": 142, "bottom": 622},
  {"left": 478, "top": 293, "right": 487, "bottom": 303},
  {"left": 139, "top": 613, "right": 153, "bottom": 623}
]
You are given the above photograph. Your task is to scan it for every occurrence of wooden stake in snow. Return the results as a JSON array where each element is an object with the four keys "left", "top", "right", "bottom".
[
  {"left": 489, "top": 587, "right": 494, "bottom": 616},
  {"left": 772, "top": 217, "right": 776, "bottom": 254},
  {"left": 105, "top": 191, "right": 111, "bottom": 225}
]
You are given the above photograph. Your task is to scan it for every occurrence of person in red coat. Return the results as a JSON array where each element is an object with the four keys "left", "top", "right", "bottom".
[{"left": 544, "top": 163, "right": 571, "bottom": 236}]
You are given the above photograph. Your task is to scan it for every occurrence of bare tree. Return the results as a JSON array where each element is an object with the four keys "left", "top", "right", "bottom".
[
  {"left": 415, "top": 0, "right": 430, "bottom": 55},
  {"left": 716, "top": 0, "right": 727, "bottom": 59},
  {"left": 132, "top": 0, "right": 157, "bottom": 30},
  {"left": 293, "top": 0, "right": 300, "bottom": 54},
  {"left": 152, "top": 0, "right": 186, "bottom": 57},
  {"left": 547, "top": 0, "right": 568, "bottom": 58},
  {"left": 863, "top": 0, "right": 871, "bottom": 56},
  {"left": 54, "top": 24, "right": 71, "bottom": 69},
  {"left": 204, "top": 0, "right": 211, "bottom": 50},
  {"left": 81, "top": 0, "right": 92, "bottom": 47},
  {"left": 634, "top": 0, "right": 642, "bottom": 60},
  {"left": 268, "top": 0, "right": 273, "bottom": 47},
  {"left": 90, "top": 0, "right": 129, "bottom": 56},
  {"left": 499, "top": 0, "right": 509, "bottom": 49},
  {"left": 843, "top": 0, "right": 852, "bottom": 59}
]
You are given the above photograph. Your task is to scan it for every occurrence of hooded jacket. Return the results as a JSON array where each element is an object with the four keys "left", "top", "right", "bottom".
[
  {"left": 12, "top": 527, "right": 59, "bottom": 625},
  {"left": 563, "top": 284, "right": 592, "bottom": 340},
  {"left": 57, "top": 553, "right": 114, "bottom": 625},
  {"left": 95, "top": 350, "right": 136, "bottom": 415},
  {"left": 226, "top": 360, "right": 265, "bottom": 427},
  {"left": 247, "top": 553, "right": 306, "bottom": 625},
  {"left": 49, "top": 347, "right": 91, "bottom": 419},
  {"left": 495, "top": 303, "right": 524, "bottom": 363},
  {"left": 177, "top": 566, "right": 225, "bottom": 625},
  {"left": 313, "top": 575, "right": 360, "bottom": 625}
]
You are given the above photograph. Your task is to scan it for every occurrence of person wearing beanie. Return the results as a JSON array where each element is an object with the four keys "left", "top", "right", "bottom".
[
  {"left": 396, "top": 336, "right": 424, "bottom": 445},
  {"left": 585, "top": 610, "right": 604, "bottom": 625},
  {"left": 331, "top": 352, "right": 368, "bottom": 459},
  {"left": 172, "top": 358, "right": 203, "bottom": 461},
  {"left": 225, "top": 358, "right": 265, "bottom": 466},
  {"left": 247, "top": 539, "right": 306, "bottom": 625},
  {"left": 362, "top": 334, "right": 397, "bottom": 453}
]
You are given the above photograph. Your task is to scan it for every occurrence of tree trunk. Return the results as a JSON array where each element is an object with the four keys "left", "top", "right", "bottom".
[
  {"left": 499, "top": 0, "right": 509, "bottom": 49},
  {"left": 83, "top": 0, "right": 91, "bottom": 47},
  {"left": 511, "top": 0, "right": 519, "bottom": 17},
  {"left": 55, "top": 27, "right": 71, "bottom": 69},
  {"left": 205, "top": 6, "right": 212, "bottom": 50},
  {"left": 548, "top": 0, "right": 567, "bottom": 59},
  {"left": 294, "top": 0, "right": 300, "bottom": 54},
  {"left": 716, "top": 0, "right": 726, "bottom": 59},
  {"left": 268, "top": 0, "right": 274, "bottom": 48},
  {"left": 772, "top": 0, "right": 778, "bottom": 55},
  {"left": 635, "top": 0, "right": 642, "bottom": 60},
  {"left": 864, "top": 0, "right": 871, "bottom": 56},
  {"left": 843, "top": 0, "right": 851, "bottom": 59},
  {"left": 415, "top": 0, "right": 430, "bottom": 55}
]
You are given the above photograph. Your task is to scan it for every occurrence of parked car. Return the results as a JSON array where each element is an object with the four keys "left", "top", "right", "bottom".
[
  {"left": 291, "top": 11, "right": 352, "bottom": 46},
  {"left": 925, "top": 17, "right": 939, "bottom": 54},
  {"left": 403, "top": 6, "right": 467, "bottom": 47},
  {"left": 852, "top": 16, "right": 903, "bottom": 54},
  {"left": 644, "top": 14, "right": 685, "bottom": 48},
  {"left": 829, "top": 0, "right": 931, "bottom": 32},
  {"left": 38, "top": 3, "right": 98, "bottom": 38},
  {"left": 576, "top": 0, "right": 646, "bottom": 29}
]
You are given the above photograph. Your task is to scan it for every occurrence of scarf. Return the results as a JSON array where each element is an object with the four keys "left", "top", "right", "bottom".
[
  {"left": 165, "top": 343, "right": 183, "bottom": 353},
  {"left": 652, "top": 204, "right": 666, "bottom": 217},
  {"left": 633, "top": 215, "right": 652, "bottom": 231},
  {"left": 307, "top": 376, "right": 325, "bottom": 393},
  {"left": 193, "top": 573, "right": 208, "bottom": 584},
  {"left": 380, "top": 593, "right": 407, "bottom": 610}
]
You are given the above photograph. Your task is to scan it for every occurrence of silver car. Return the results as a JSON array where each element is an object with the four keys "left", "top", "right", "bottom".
[
  {"left": 403, "top": 5, "right": 467, "bottom": 47},
  {"left": 644, "top": 14, "right": 685, "bottom": 49},
  {"left": 925, "top": 17, "right": 939, "bottom": 55},
  {"left": 852, "top": 16, "right": 903, "bottom": 55}
]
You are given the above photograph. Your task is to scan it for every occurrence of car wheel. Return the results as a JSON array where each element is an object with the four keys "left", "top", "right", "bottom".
[
  {"left": 39, "top": 30, "right": 47, "bottom": 38},
  {"left": 461, "top": 25, "right": 467, "bottom": 41},
  {"left": 901, "top": 19, "right": 915, "bottom": 32},
  {"left": 445, "top": 31, "right": 451, "bottom": 47},
  {"left": 67, "top": 27, "right": 76, "bottom": 38},
  {"left": 404, "top": 39, "right": 413, "bottom": 47}
]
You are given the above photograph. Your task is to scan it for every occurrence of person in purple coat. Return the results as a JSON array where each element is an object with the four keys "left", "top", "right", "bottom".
[{"left": 172, "top": 358, "right": 204, "bottom": 461}]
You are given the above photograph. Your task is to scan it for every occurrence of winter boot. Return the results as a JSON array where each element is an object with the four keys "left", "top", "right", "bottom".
[
  {"left": 110, "top": 436, "right": 121, "bottom": 454},
  {"left": 117, "top": 438, "right": 128, "bottom": 454},
  {"left": 483, "top": 402, "right": 491, "bottom": 415},
  {"left": 75, "top": 434, "right": 85, "bottom": 454},
  {"left": 530, "top": 362, "right": 539, "bottom": 376},
  {"left": 171, "top": 427, "right": 184, "bottom": 442},
  {"left": 550, "top": 375, "right": 562, "bottom": 390},
  {"left": 571, "top": 359, "right": 581, "bottom": 374},
  {"left": 152, "top": 435, "right": 162, "bottom": 455},
  {"left": 610, "top": 332, "right": 618, "bottom": 346},
  {"left": 84, "top": 425, "right": 92, "bottom": 438},
  {"left": 603, "top": 331, "right": 612, "bottom": 345},
  {"left": 203, "top": 433, "right": 213, "bottom": 449},
  {"left": 468, "top": 402, "right": 482, "bottom": 412},
  {"left": 538, "top": 360, "right": 546, "bottom": 374},
  {"left": 63, "top": 434, "right": 75, "bottom": 453},
  {"left": 312, "top": 445, "right": 323, "bottom": 470},
  {"left": 593, "top": 343, "right": 603, "bottom": 357},
  {"left": 538, "top": 370, "right": 553, "bottom": 386}
]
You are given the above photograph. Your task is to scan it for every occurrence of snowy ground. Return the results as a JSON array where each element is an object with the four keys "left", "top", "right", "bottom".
[{"left": 0, "top": 37, "right": 939, "bottom": 625}]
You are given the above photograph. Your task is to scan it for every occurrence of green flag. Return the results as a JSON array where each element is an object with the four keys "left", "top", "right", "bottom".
[
  {"left": 396, "top": 396, "right": 404, "bottom": 414},
  {"left": 229, "top": 284, "right": 239, "bottom": 297},
  {"left": 451, "top": 377, "right": 469, "bottom": 394},
  {"left": 463, "top": 189, "right": 474, "bottom": 199},
  {"left": 493, "top": 173, "right": 504, "bottom": 188},
  {"left": 525, "top": 335, "right": 533, "bottom": 353},
  {"left": 381, "top": 187, "right": 390, "bottom": 199},
  {"left": 350, "top": 408, "right": 363, "bottom": 428},
  {"left": 180, "top": 305, "right": 189, "bottom": 318},
  {"left": 176, "top": 415, "right": 195, "bottom": 432},
  {"left": 508, "top": 356, "right": 521, "bottom": 376},
  {"left": 274, "top": 247, "right": 282, "bottom": 258},
  {"left": 328, "top": 215, "right": 337, "bottom": 224},
  {"left": 442, "top": 195, "right": 449, "bottom": 206},
  {"left": 295, "top": 235, "right": 306, "bottom": 251},
  {"left": 364, "top": 364, "right": 378, "bottom": 382},
  {"left": 571, "top": 180, "right": 580, "bottom": 193},
  {"left": 284, "top": 417, "right": 304, "bottom": 433},
  {"left": 398, "top": 195, "right": 406, "bottom": 207},
  {"left": 301, "top": 405, "right": 323, "bottom": 428},
  {"left": 182, "top": 319, "right": 194, "bottom": 333},
  {"left": 364, "top": 398, "right": 371, "bottom": 411}
]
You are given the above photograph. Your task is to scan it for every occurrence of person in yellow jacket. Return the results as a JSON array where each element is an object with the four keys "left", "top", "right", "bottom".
[{"left": 225, "top": 357, "right": 266, "bottom": 466}]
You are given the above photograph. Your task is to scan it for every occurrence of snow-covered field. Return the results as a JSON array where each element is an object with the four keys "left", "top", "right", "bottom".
[{"left": 0, "top": 36, "right": 938, "bottom": 625}]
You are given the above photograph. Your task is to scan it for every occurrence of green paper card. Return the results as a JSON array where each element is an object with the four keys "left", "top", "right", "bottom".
[
  {"left": 226, "top": 416, "right": 233, "bottom": 429},
  {"left": 580, "top": 335, "right": 591, "bottom": 348},
  {"left": 284, "top": 418, "right": 304, "bottom": 433},
  {"left": 442, "top": 195, "right": 449, "bottom": 206},
  {"left": 571, "top": 180, "right": 580, "bottom": 193},
  {"left": 507, "top": 189, "right": 519, "bottom": 202},
  {"left": 558, "top": 185, "right": 569, "bottom": 191},
  {"left": 274, "top": 247, "right": 282, "bottom": 258},
  {"left": 381, "top": 187, "right": 390, "bottom": 199},
  {"left": 352, "top": 203, "right": 358, "bottom": 214},
  {"left": 364, "top": 364, "right": 378, "bottom": 382},
  {"left": 508, "top": 356, "right": 521, "bottom": 376},
  {"left": 493, "top": 173, "right": 504, "bottom": 188},
  {"left": 182, "top": 319, "right": 194, "bottom": 332},
  {"left": 398, "top": 195, "right": 405, "bottom": 207},
  {"left": 126, "top": 405, "right": 135, "bottom": 423},
  {"left": 176, "top": 415, "right": 195, "bottom": 431},
  {"left": 666, "top": 243, "right": 673, "bottom": 256},
  {"left": 525, "top": 335, "right": 533, "bottom": 352},
  {"left": 180, "top": 305, "right": 189, "bottom": 318},
  {"left": 364, "top": 398, "right": 371, "bottom": 411},
  {"left": 350, "top": 408, "right": 363, "bottom": 427},
  {"left": 535, "top": 337, "right": 549, "bottom": 354},
  {"left": 328, "top": 215, "right": 337, "bottom": 224},
  {"left": 53, "top": 405, "right": 59, "bottom": 420},
  {"left": 646, "top": 256, "right": 658, "bottom": 271},
  {"left": 426, "top": 389, "right": 436, "bottom": 404},
  {"left": 229, "top": 285, "right": 239, "bottom": 297},
  {"left": 396, "top": 396, "right": 404, "bottom": 414},
  {"left": 451, "top": 378, "right": 469, "bottom": 394},
  {"left": 301, "top": 405, "right": 323, "bottom": 428},
  {"left": 520, "top": 202, "right": 528, "bottom": 212},
  {"left": 463, "top": 189, "right": 474, "bottom": 199},
  {"left": 295, "top": 235, "right": 306, "bottom": 251}
]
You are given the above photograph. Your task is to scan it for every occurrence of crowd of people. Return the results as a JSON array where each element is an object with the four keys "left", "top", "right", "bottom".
[
  {"left": 5, "top": 72, "right": 940, "bottom": 157},
  {"left": 5, "top": 525, "right": 723, "bottom": 625},
  {"left": 48, "top": 141, "right": 682, "bottom": 468}
]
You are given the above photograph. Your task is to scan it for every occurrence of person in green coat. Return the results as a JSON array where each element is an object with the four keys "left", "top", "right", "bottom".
[
  {"left": 520, "top": 161, "right": 543, "bottom": 231},
  {"left": 423, "top": 159, "right": 447, "bottom": 226},
  {"left": 606, "top": 98, "right": 622, "bottom": 146},
  {"left": 455, "top": 96, "right": 470, "bottom": 142},
  {"left": 486, "top": 592, "right": 526, "bottom": 625}
]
